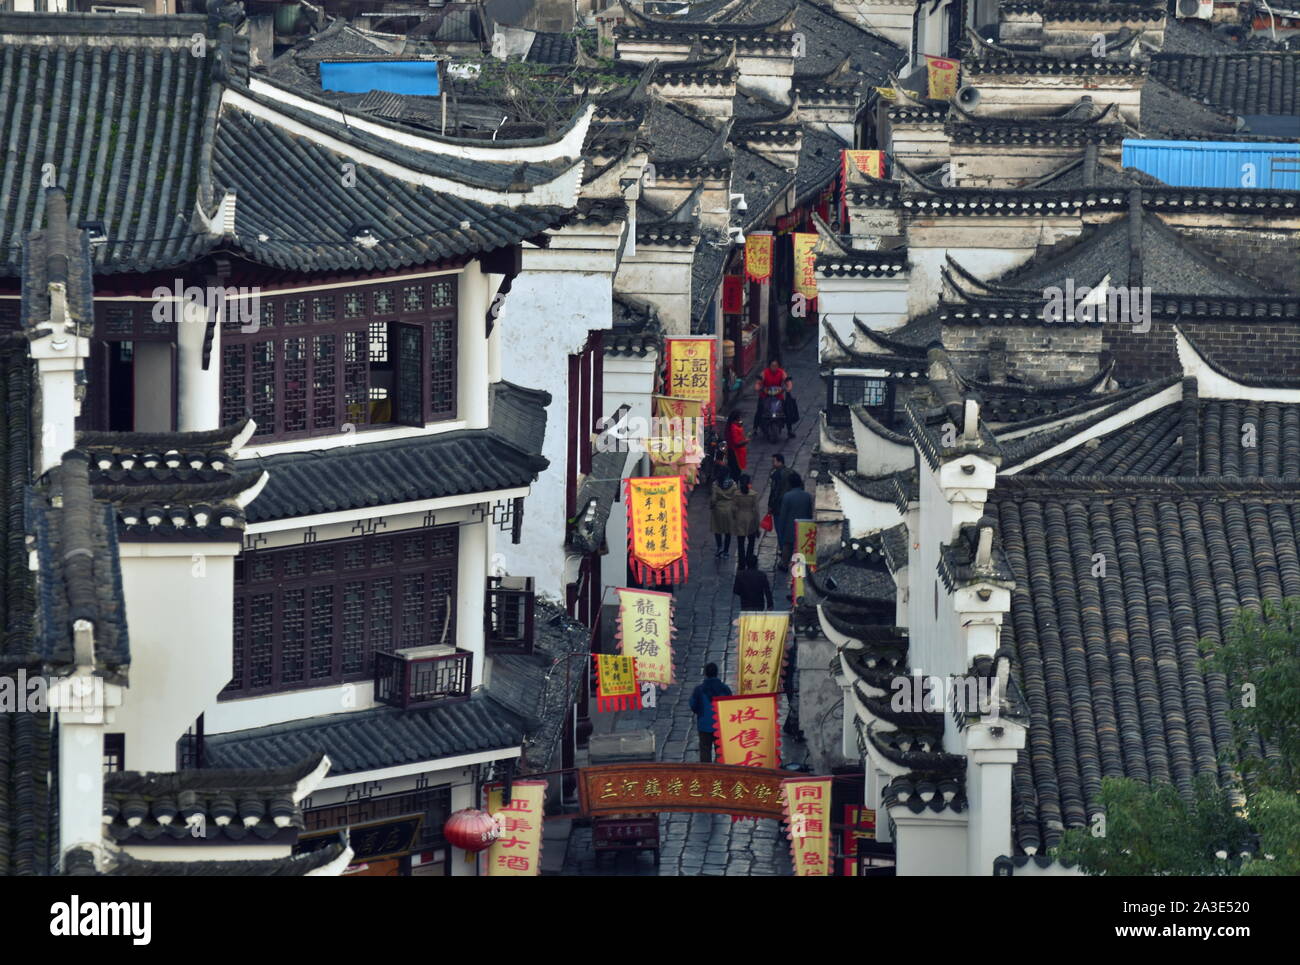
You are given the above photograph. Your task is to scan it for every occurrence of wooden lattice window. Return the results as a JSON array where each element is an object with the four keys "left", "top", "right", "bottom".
[
  {"left": 223, "top": 527, "right": 460, "bottom": 698},
  {"left": 220, "top": 277, "right": 459, "bottom": 440}
]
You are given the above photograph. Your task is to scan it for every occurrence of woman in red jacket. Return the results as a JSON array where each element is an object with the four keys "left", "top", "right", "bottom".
[{"left": 726, "top": 411, "right": 749, "bottom": 477}]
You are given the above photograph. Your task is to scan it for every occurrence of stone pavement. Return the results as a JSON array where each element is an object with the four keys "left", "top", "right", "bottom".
[{"left": 560, "top": 333, "right": 822, "bottom": 876}]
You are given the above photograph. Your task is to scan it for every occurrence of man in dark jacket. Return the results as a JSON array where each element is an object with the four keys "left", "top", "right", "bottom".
[
  {"left": 733, "top": 555, "right": 774, "bottom": 611},
  {"left": 689, "top": 663, "right": 732, "bottom": 762},
  {"left": 768, "top": 454, "right": 793, "bottom": 517},
  {"left": 776, "top": 472, "right": 813, "bottom": 572}
]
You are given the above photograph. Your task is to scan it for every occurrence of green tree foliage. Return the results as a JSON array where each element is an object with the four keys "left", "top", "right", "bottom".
[{"left": 1055, "top": 777, "right": 1254, "bottom": 876}]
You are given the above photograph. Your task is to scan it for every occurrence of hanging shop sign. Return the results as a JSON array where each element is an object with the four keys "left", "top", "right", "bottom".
[
  {"left": 649, "top": 394, "right": 704, "bottom": 487},
  {"left": 722, "top": 274, "right": 745, "bottom": 313},
  {"left": 735, "top": 612, "right": 790, "bottom": 695},
  {"left": 792, "top": 232, "right": 818, "bottom": 300},
  {"left": 783, "top": 777, "right": 833, "bottom": 876},
  {"left": 578, "top": 763, "right": 792, "bottom": 820},
  {"left": 616, "top": 587, "right": 675, "bottom": 687},
  {"left": 625, "top": 476, "right": 688, "bottom": 584},
  {"left": 842, "top": 804, "right": 878, "bottom": 875},
  {"left": 665, "top": 336, "right": 716, "bottom": 412},
  {"left": 792, "top": 518, "right": 817, "bottom": 602},
  {"left": 594, "top": 654, "right": 640, "bottom": 712},
  {"left": 484, "top": 781, "right": 547, "bottom": 876},
  {"left": 744, "top": 232, "right": 774, "bottom": 283},
  {"left": 713, "top": 693, "right": 781, "bottom": 768},
  {"left": 926, "top": 55, "right": 959, "bottom": 101}
]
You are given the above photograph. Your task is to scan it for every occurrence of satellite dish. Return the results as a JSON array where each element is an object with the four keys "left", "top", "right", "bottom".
[{"left": 484, "top": 0, "right": 535, "bottom": 27}]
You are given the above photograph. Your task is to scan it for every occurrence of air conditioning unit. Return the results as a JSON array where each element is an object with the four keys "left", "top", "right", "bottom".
[{"left": 1177, "top": 0, "right": 1215, "bottom": 20}]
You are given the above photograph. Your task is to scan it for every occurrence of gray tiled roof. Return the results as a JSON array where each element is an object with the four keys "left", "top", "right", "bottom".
[
  {"left": 64, "top": 839, "right": 350, "bottom": 876},
  {"left": 795, "top": 126, "right": 845, "bottom": 203},
  {"left": 1151, "top": 52, "right": 1299, "bottom": 117},
  {"left": 486, "top": 602, "right": 591, "bottom": 772},
  {"left": 528, "top": 30, "right": 578, "bottom": 64},
  {"left": 203, "top": 696, "right": 524, "bottom": 775},
  {"left": 0, "top": 15, "right": 575, "bottom": 277},
  {"left": 243, "top": 381, "right": 550, "bottom": 523}
]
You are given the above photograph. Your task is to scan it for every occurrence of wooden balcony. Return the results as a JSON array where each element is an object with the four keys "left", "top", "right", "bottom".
[
  {"left": 374, "top": 646, "right": 472, "bottom": 709},
  {"left": 485, "top": 576, "right": 535, "bottom": 655}
]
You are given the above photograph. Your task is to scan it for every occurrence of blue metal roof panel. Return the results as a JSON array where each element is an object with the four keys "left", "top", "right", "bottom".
[{"left": 1122, "top": 139, "right": 1300, "bottom": 190}]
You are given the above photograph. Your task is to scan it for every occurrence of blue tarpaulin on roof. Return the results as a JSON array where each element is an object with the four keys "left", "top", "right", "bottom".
[
  {"left": 1122, "top": 139, "right": 1300, "bottom": 190},
  {"left": 319, "top": 60, "right": 440, "bottom": 96}
]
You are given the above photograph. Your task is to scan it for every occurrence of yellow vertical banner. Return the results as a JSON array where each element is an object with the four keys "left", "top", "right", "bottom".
[
  {"left": 485, "top": 780, "right": 547, "bottom": 876},
  {"left": 625, "top": 476, "right": 688, "bottom": 585},
  {"left": 744, "top": 232, "right": 773, "bottom": 283},
  {"left": 782, "top": 777, "right": 833, "bottom": 876},
  {"left": 735, "top": 612, "right": 790, "bottom": 695},
  {"left": 792, "top": 519, "right": 817, "bottom": 603},
  {"left": 594, "top": 654, "right": 639, "bottom": 712},
  {"left": 617, "top": 587, "right": 675, "bottom": 686},
  {"left": 713, "top": 693, "right": 781, "bottom": 768},
  {"left": 842, "top": 149, "right": 885, "bottom": 179},
  {"left": 665, "top": 337, "right": 716, "bottom": 412},
  {"left": 792, "top": 233, "right": 818, "bottom": 300},
  {"left": 650, "top": 394, "right": 703, "bottom": 487},
  {"left": 926, "top": 55, "right": 959, "bottom": 101}
]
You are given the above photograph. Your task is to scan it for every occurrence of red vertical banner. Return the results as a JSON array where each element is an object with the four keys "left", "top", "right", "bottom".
[
  {"left": 722, "top": 275, "right": 744, "bottom": 314},
  {"left": 593, "top": 654, "right": 640, "bottom": 712}
]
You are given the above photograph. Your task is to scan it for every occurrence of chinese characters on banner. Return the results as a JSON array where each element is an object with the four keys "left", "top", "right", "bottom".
[
  {"left": 594, "top": 654, "right": 639, "bottom": 712},
  {"left": 926, "top": 55, "right": 959, "bottom": 100},
  {"left": 744, "top": 232, "right": 774, "bottom": 283},
  {"left": 792, "top": 233, "right": 818, "bottom": 300},
  {"left": 713, "top": 693, "right": 781, "bottom": 768},
  {"left": 665, "top": 337, "right": 716, "bottom": 416},
  {"left": 843, "top": 149, "right": 886, "bottom": 179},
  {"left": 735, "top": 612, "right": 790, "bottom": 695},
  {"left": 842, "top": 804, "right": 877, "bottom": 875},
  {"left": 484, "top": 780, "right": 547, "bottom": 876},
  {"left": 649, "top": 395, "right": 703, "bottom": 488},
  {"left": 625, "top": 476, "right": 688, "bottom": 584},
  {"left": 578, "top": 763, "right": 792, "bottom": 819},
  {"left": 616, "top": 587, "right": 675, "bottom": 686},
  {"left": 782, "top": 777, "right": 833, "bottom": 876},
  {"left": 791, "top": 518, "right": 817, "bottom": 602}
]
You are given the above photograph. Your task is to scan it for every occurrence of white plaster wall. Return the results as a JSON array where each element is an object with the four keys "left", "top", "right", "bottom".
[
  {"left": 892, "top": 812, "right": 968, "bottom": 875},
  {"left": 206, "top": 680, "right": 377, "bottom": 735},
  {"left": 817, "top": 277, "right": 911, "bottom": 351},
  {"left": 114, "top": 548, "right": 237, "bottom": 770},
  {"left": 498, "top": 265, "right": 613, "bottom": 600},
  {"left": 616, "top": 249, "right": 695, "bottom": 333},
  {"left": 122, "top": 842, "right": 293, "bottom": 862}
]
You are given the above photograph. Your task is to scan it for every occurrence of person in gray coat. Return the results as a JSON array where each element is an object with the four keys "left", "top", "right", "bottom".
[
  {"left": 710, "top": 475, "right": 736, "bottom": 559},
  {"left": 775, "top": 472, "right": 812, "bottom": 571}
]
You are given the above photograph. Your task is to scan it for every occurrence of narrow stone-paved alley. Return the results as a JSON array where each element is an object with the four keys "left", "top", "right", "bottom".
[{"left": 560, "top": 333, "right": 822, "bottom": 875}]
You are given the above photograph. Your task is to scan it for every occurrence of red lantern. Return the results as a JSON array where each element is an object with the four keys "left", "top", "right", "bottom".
[{"left": 443, "top": 809, "right": 499, "bottom": 852}]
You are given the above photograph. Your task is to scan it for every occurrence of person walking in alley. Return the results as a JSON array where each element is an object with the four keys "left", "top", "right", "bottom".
[
  {"left": 767, "top": 453, "right": 793, "bottom": 521},
  {"left": 689, "top": 663, "right": 732, "bottom": 763},
  {"left": 731, "top": 473, "right": 761, "bottom": 561},
  {"left": 732, "top": 554, "right": 774, "bottom": 611},
  {"left": 725, "top": 411, "right": 749, "bottom": 479},
  {"left": 710, "top": 474, "right": 736, "bottom": 559},
  {"left": 776, "top": 472, "right": 813, "bottom": 572}
]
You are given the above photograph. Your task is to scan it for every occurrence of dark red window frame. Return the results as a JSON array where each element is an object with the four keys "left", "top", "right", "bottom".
[
  {"left": 221, "top": 276, "right": 458, "bottom": 441},
  {"left": 223, "top": 527, "right": 460, "bottom": 699}
]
